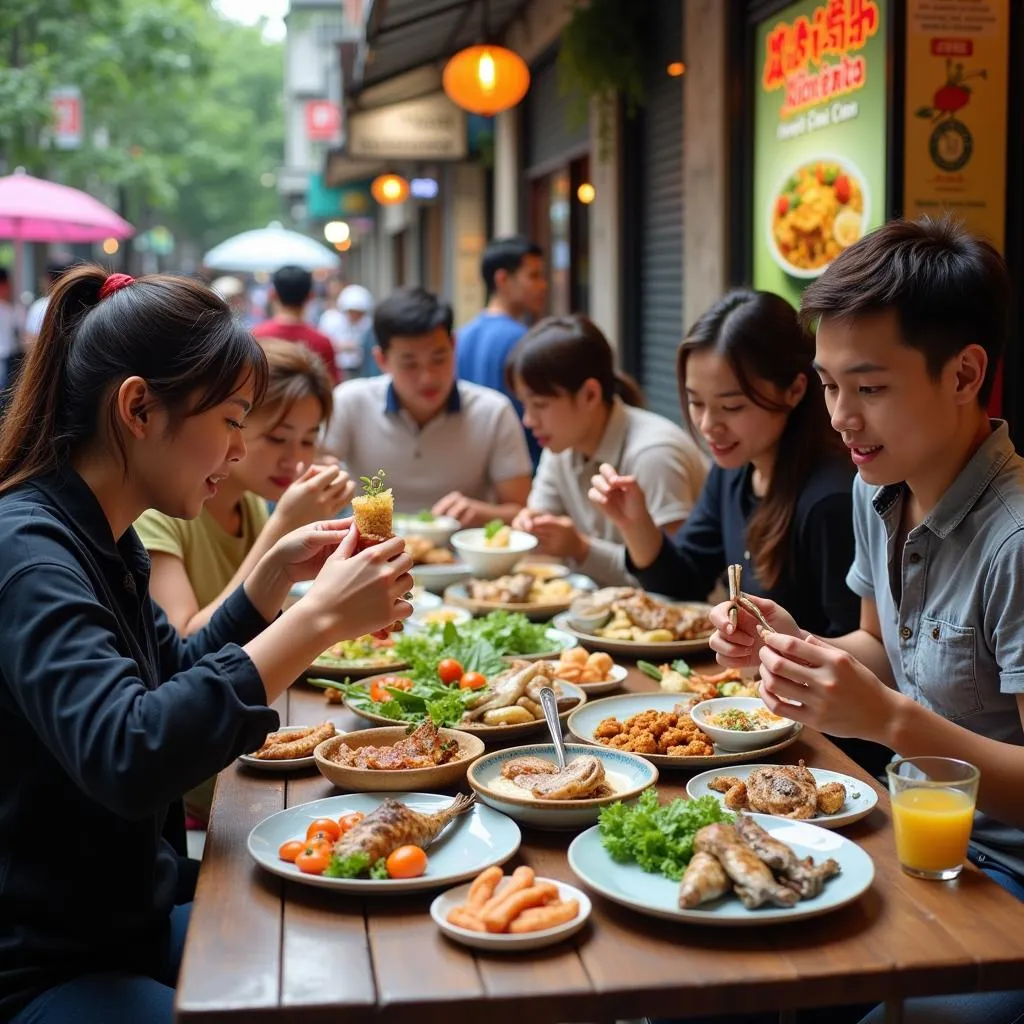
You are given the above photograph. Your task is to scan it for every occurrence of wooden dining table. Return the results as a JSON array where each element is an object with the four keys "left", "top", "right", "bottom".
[{"left": 175, "top": 660, "right": 1024, "bottom": 1024}]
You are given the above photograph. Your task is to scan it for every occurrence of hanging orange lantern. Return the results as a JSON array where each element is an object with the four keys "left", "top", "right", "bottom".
[
  {"left": 443, "top": 44, "right": 530, "bottom": 116},
  {"left": 370, "top": 174, "right": 410, "bottom": 206}
]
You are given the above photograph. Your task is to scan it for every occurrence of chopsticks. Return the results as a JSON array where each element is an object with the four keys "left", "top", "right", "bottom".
[{"left": 727, "top": 563, "right": 774, "bottom": 633}]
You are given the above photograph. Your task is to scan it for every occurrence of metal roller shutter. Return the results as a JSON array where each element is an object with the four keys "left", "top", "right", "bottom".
[
  {"left": 638, "top": 1, "right": 684, "bottom": 422},
  {"left": 525, "top": 53, "right": 589, "bottom": 172}
]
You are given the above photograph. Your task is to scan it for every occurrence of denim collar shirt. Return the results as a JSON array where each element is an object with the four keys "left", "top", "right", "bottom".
[{"left": 846, "top": 420, "right": 1024, "bottom": 872}]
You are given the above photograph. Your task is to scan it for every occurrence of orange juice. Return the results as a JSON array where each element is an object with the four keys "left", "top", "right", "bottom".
[{"left": 891, "top": 787, "right": 975, "bottom": 874}]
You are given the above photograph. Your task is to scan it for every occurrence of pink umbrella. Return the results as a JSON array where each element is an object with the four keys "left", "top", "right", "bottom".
[{"left": 0, "top": 169, "right": 134, "bottom": 243}]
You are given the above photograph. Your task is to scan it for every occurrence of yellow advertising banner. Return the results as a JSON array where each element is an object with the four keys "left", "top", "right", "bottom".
[{"left": 903, "top": 0, "right": 1010, "bottom": 252}]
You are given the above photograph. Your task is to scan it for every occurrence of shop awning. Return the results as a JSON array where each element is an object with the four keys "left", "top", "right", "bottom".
[{"left": 349, "top": 0, "right": 530, "bottom": 94}]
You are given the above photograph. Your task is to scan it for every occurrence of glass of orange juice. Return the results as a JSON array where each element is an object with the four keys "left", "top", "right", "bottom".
[{"left": 886, "top": 756, "right": 980, "bottom": 880}]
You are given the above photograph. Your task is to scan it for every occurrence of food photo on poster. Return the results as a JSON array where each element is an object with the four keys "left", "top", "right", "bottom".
[{"left": 752, "top": 0, "right": 888, "bottom": 305}]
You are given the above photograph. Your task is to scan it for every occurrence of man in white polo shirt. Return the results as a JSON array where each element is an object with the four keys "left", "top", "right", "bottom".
[{"left": 323, "top": 286, "right": 532, "bottom": 526}]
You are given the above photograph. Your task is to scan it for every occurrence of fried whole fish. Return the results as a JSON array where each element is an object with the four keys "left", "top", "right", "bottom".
[{"left": 331, "top": 793, "right": 474, "bottom": 863}]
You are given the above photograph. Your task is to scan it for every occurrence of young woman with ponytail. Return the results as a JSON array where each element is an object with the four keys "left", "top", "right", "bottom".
[
  {"left": 0, "top": 267, "right": 413, "bottom": 1023},
  {"left": 508, "top": 314, "right": 708, "bottom": 585},
  {"left": 589, "top": 288, "right": 858, "bottom": 637}
]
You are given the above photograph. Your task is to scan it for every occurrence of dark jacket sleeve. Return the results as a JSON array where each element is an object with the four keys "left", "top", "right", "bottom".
[
  {"left": 628, "top": 469, "right": 727, "bottom": 599},
  {"left": 798, "top": 490, "right": 859, "bottom": 637},
  {"left": 150, "top": 582, "right": 272, "bottom": 679},
  {"left": 0, "top": 562, "right": 278, "bottom": 821}
]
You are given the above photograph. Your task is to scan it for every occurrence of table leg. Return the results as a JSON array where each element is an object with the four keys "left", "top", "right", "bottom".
[{"left": 884, "top": 1000, "right": 904, "bottom": 1024}]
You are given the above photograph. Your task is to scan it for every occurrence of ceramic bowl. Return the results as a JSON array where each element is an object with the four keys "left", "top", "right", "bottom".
[
  {"left": 467, "top": 742, "right": 657, "bottom": 830},
  {"left": 450, "top": 528, "right": 539, "bottom": 578},
  {"left": 689, "top": 697, "right": 796, "bottom": 752},
  {"left": 410, "top": 562, "right": 474, "bottom": 594},
  {"left": 314, "top": 727, "right": 485, "bottom": 792},
  {"left": 406, "top": 605, "right": 474, "bottom": 631},
  {"left": 393, "top": 513, "right": 461, "bottom": 546}
]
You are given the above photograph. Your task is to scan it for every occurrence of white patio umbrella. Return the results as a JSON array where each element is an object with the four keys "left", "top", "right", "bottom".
[{"left": 202, "top": 222, "right": 340, "bottom": 273}]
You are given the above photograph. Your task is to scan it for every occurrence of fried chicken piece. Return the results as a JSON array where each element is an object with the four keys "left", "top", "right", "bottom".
[
  {"left": 330, "top": 720, "right": 458, "bottom": 771},
  {"left": 709, "top": 776, "right": 749, "bottom": 810},
  {"left": 594, "top": 718, "right": 623, "bottom": 739},
  {"left": 695, "top": 823, "right": 799, "bottom": 909},
  {"left": 744, "top": 762, "right": 819, "bottom": 819},
  {"left": 646, "top": 713, "right": 677, "bottom": 739},
  {"left": 816, "top": 781, "right": 848, "bottom": 815},
  {"left": 665, "top": 738, "right": 715, "bottom": 757},
  {"left": 733, "top": 814, "right": 841, "bottom": 899},
  {"left": 678, "top": 851, "right": 730, "bottom": 909}
]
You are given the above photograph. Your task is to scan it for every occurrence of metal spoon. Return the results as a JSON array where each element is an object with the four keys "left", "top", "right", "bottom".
[{"left": 539, "top": 685, "right": 568, "bottom": 772}]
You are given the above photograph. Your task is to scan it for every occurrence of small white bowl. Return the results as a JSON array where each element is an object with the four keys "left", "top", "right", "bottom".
[
  {"left": 393, "top": 513, "right": 461, "bottom": 546},
  {"left": 431, "top": 875, "right": 591, "bottom": 951},
  {"left": 410, "top": 562, "right": 474, "bottom": 594},
  {"left": 689, "top": 697, "right": 796, "bottom": 752},
  {"left": 407, "top": 605, "right": 473, "bottom": 631},
  {"left": 450, "top": 528, "right": 538, "bottom": 579}
]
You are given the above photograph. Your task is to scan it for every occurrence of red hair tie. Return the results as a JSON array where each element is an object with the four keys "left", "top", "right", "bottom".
[{"left": 99, "top": 273, "right": 135, "bottom": 300}]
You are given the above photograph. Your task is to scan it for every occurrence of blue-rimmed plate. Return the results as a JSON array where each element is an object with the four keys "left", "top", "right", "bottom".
[
  {"left": 467, "top": 743, "right": 658, "bottom": 831},
  {"left": 568, "top": 812, "right": 874, "bottom": 926},
  {"left": 686, "top": 764, "right": 879, "bottom": 829},
  {"left": 247, "top": 792, "right": 521, "bottom": 893}
]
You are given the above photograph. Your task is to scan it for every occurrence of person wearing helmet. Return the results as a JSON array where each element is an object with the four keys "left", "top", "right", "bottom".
[{"left": 319, "top": 283, "right": 374, "bottom": 377}]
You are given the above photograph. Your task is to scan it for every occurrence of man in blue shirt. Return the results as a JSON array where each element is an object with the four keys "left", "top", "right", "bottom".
[{"left": 456, "top": 236, "right": 548, "bottom": 465}]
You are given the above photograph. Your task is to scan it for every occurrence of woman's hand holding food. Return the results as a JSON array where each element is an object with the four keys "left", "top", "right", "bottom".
[
  {"left": 526, "top": 513, "right": 589, "bottom": 563},
  {"left": 274, "top": 463, "right": 355, "bottom": 530},
  {"left": 302, "top": 531, "right": 414, "bottom": 642},
  {"left": 709, "top": 593, "right": 801, "bottom": 670},
  {"left": 269, "top": 517, "right": 355, "bottom": 583},
  {"left": 756, "top": 630, "right": 898, "bottom": 743}
]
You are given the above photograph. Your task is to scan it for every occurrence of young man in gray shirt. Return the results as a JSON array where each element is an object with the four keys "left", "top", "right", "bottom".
[{"left": 710, "top": 218, "right": 1024, "bottom": 889}]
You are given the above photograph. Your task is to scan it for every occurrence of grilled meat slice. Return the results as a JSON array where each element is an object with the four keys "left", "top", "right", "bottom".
[
  {"left": 513, "top": 755, "right": 606, "bottom": 800},
  {"left": 462, "top": 662, "right": 539, "bottom": 721},
  {"left": 733, "top": 815, "right": 841, "bottom": 899},
  {"left": 332, "top": 793, "right": 474, "bottom": 863},
  {"left": 253, "top": 721, "right": 336, "bottom": 760},
  {"left": 332, "top": 720, "right": 459, "bottom": 771},
  {"left": 468, "top": 573, "right": 535, "bottom": 603},
  {"left": 694, "top": 823, "right": 798, "bottom": 909},
  {"left": 678, "top": 851, "right": 731, "bottom": 909},
  {"left": 502, "top": 756, "right": 558, "bottom": 780}
]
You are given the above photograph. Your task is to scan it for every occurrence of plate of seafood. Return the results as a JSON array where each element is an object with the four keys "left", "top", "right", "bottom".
[
  {"left": 567, "top": 693, "right": 802, "bottom": 769},
  {"left": 247, "top": 791, "right": 521, "bottom": 893},
  {"left": 568, "top": 811, "right": 874, "bottom": 925},
  {"left": 687, "top": 763, "right": 879, "bottom": 829},
  {"left": 238, "top": 722, "right": 340, "bottom": 772},
  {"left": 555, "top": 588, "right": 714, "bottom": 657}
]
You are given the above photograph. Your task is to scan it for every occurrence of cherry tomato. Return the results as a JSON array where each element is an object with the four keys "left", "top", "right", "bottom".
[
  {"left": 306, "top": 830, "right": 335, "bottom": 846},
  {"left": 834, "top": 174, "right": 851, "bottom": 205},
  {"left": 385, "top": 845, "right": 428, "bottom": 879},
  {"left": 369, "top": 675, "right": 414, "bottom": 702},
  {"left": 295, "top": 845, "right": 332, "bottom": 874},
  {"left": 437, "top": 658, "right": 464, "bottom": 685},
  {"left": 278, "top": 839, "right": 305, "bottom": 863},
  {"left": 459, "top": 671, "right": 487, "bottom": 690},
  {"left": 338, "top": 812, "right": 365, "bottom": 834},
  {"left": 776, "top": 195, "right": 789, "bottom": 218},
  {"left": 306, "top": 818, "right": 342, "bottom": 842}
]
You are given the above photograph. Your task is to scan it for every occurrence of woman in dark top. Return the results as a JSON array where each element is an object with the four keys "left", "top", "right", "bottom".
[
  {"left": 0, "top": 267, "right": 413, "bottom": 1023},
  {"left": 590, "top": 289, "right": 858, "bottom": 638}
]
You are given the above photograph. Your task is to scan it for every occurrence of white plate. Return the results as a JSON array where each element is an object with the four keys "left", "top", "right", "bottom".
[
  {"left": 411, "top": 562, "right": 474, "bottom": 594},
  {"left": 405, "top": 605, "right": 474, "bottom": 631},
  {"left": 574, "top": 663, "right": 628, "bottom": 696},
  {"left": 568, "top": 812, "right": 874, "bottom": 926},
  {"left": 431, "top": 875, "right": 592, "bottom": 951},
  {"left": 553, "top": 606, "right": 714, "bottom": 658},
  {"left": 247, "top": 792, "right": 521, "bottom": 893},
  {"left": 238, "top": 725, "right": 340, "bottom": 773},
  {"left": 567, "top": 692, "right": 802, "bottom": 769},
  {"left": 444, "top": 574, "right": 597, "bottom": 621},
  {"left": 686, "top": 764, "right": 879, "bottom": 829}
]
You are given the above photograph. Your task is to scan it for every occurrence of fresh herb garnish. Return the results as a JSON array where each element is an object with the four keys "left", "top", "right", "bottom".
[
  {"left": 637, "top": 661, "right": 663, "bottom": 682},
  {"left": 369, "top": 858, "right": 390, "bottom": 880},
  {"left": 323, "top": 852, "right": 370, "bottom": 878},
  {"left": 415, "top": 508, "right": 434, "bottom": 522},
  {"left": 359, "top": 468, "right": 387, "bottom": 496},
  {"left": 483, "top": 518, "right": 505, "bottom": 540},
  {"left": 598, "top": 791, "right": 734, "bottom": 881},
  {"left": 671, "top": 658, "right": 692, "bottom": 677}
]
